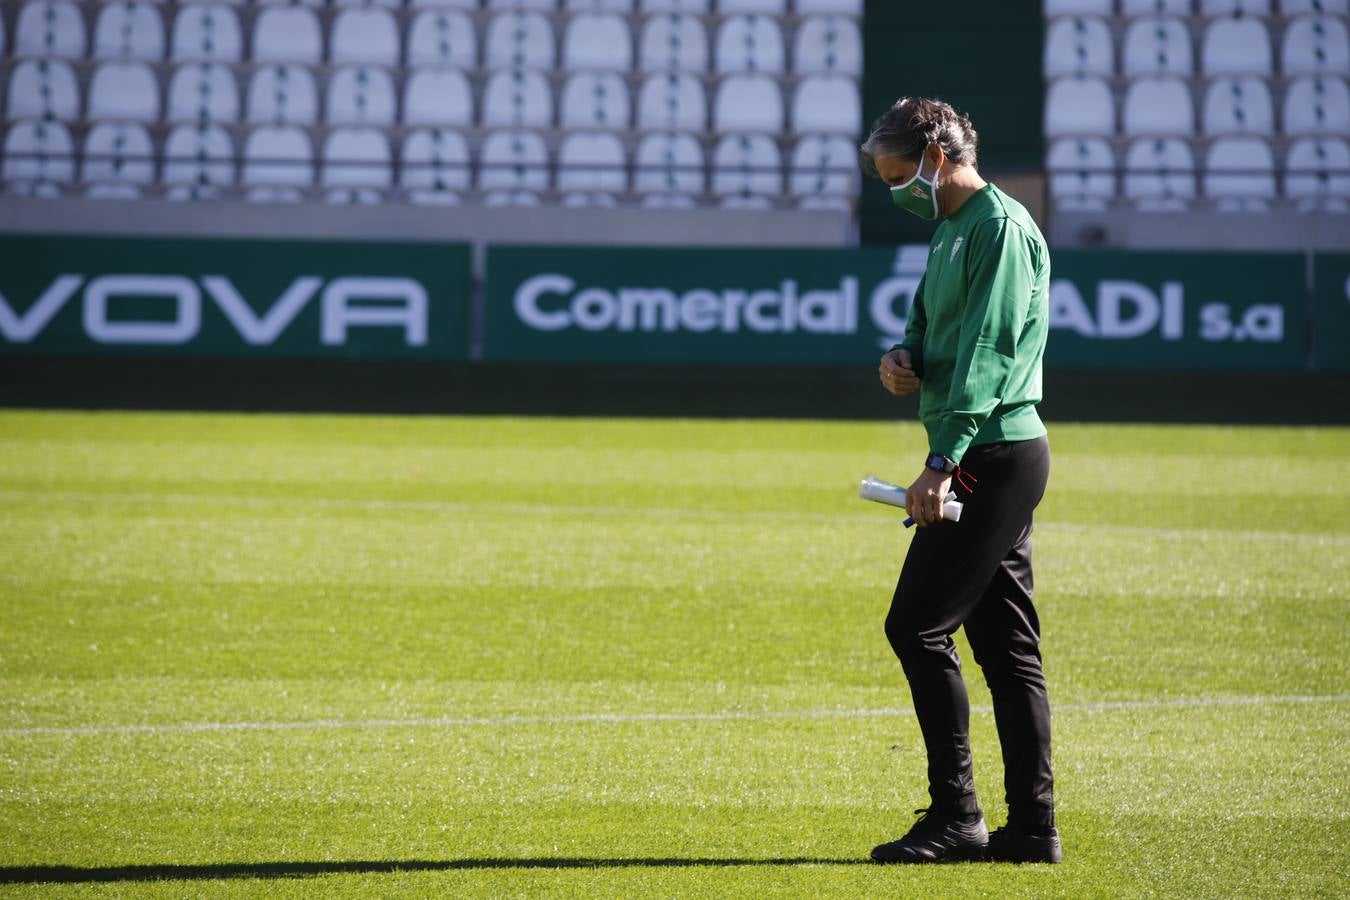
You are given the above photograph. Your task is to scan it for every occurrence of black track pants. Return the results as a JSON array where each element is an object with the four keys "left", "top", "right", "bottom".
[{"left": 884, "top": 435, "right": 1054, "bottom": 828}]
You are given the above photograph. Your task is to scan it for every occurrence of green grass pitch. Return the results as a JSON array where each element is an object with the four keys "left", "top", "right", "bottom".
[{"left": 0, "top": 410, "right": 1347, "bottom": 897}]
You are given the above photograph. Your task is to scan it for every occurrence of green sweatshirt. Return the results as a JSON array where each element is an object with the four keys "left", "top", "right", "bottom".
[{"left": 897, "top": 183, "right": 1050, "bottom": 464}]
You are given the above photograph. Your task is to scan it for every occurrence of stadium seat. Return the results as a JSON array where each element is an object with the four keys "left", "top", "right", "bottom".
[
  {"left": 481, "top": 69, "right": 555, "bottom": 128},
  {"left": 1283, "top": 76, "right": 1350, "bottom": 134},
  {"left": 1043, "top": 0, "right": 1113, "bottom": 12},
  {"left": 411, "top": 0, "right": 480, "bottom": 7},
  {"left": 484, "top": 12, "right": 557, "bottom": 70},
  {"left": 7, "top": 59, "right": 80, "bottom": 121},
  {"left": 1199, "top": 0, "right": 1271, "bottom": 13},
  {"left": 637, "top": 72, "right": 709, "bottom": 130},
  {"left": 634, "top": 131, "right": 705, "bottom": 200},
  {"left": 326, "top": 66, "right": 397, "bottom": 126},
  {"left": 1281, "top": 15, "right": 1350, "bottom": 76},
  {"left": 1201, "top": 18, "right": 1273, "bottom": 77},
  {"left": 789, "top": 133, "right": 857, "bottom": 203},
  {"left": 400, "top": 127, "right": 470, "bottom": 203},
  {"left": 1279, "top": 0, "right": 1348, "bottom": 13},
  {"left": 1122, "top": 76, "right": 1194, "bottom": 136},
  {"left": 93, "top": 2, "right": 164, "bottom": 61},
  {"left": 330, "top": 7, "right": 400, "bottom": 67},
  {"left": 1204, "top": 136, "right": 1276, "bottom": 211},
  {"left": 794, "top": 16, "right": 863, "bottom": 76},
  {"left": 562, "top": 14, "right": 634, "bottom": 70},
  {"left": 488, "top": 0, "right": 558, "bottom": 8},
  {"left": 1120, "top": 0, "right": 1193, "bottom": 13},
  {"left": 170, "top": 4, "right": 242, "bottom": 63},
  {"left": 2, "top": 120, "right": 75, "bottom": 192},
  {"left": 322, "top": 127, "right": 392, "bottom": 204},
  {"left": 714, "top": 75, "right": 785, "bottom": 133},
  {"left": 712, "top": 132, "right": 781, "bottom": 202},
  {"left": 246, "top": 64, "right": 319, "bottom": 125},
  {"left": 88, "top": 62, "right": 161, "bottom": 122},
  {"left": 403, "top": 68, "right": 475, "bottom": 126},
  {"left": 167, "top": 63, "right": 239, "bottom": 124},
  {"left": 477, "top": 129, "right": 550, "bottom": 198},
  {"left": 715, "top": 15, "right": 786, "bottom": 74},
  {"left": 796, "top": 0, "right": 863, "bottom": 13},
  {"left": 407, "top": 10, "right": 478, "bottom": 68},
  {"left": 565, "top": 0, "right": 636, "bottom": 10},
  {"left": 641, "top": 0, "right": 711, "bottom": 10},
  {"left": 14, "top": 1, "right": 86, "bottom": 59},
  {"left": 163, "top": 123, "right": 234, "bottom": 194},
  {"left": 1044, "top": 76, "right": 1114, "bottom": 136},
  {"left": 242, "top": 125, "right": 314, "bottom": 201},
  {"left": 719, "top": 0, "right": 787, "bottom": 11},
  {"left": 1201, "top": 77, "right": 1275, "bottom": 136},
  {"left": 1285, "top": 137, "right": 1350, "bottom": 211},
  {"left": 1047, "top": 137, "right": 1115, "bottom": 211},
  {"left": 792, "top": 75, "right": 861, "bottom": 134},
  {"left": 1044, "top": 16, "right": 1114, "bottom": 79},
  {"left": 81, "top": 122, "right": 154, "bottom": 194},
  {"left": 253, "top": 7, "right": 322, "bottom": 64},
  {"left": 557, "top": 131, "right": 628, "bottom": 204},
  {"left": 1121, "top": 17, "right": 1194, "bottom": 77},
  {"left": 639, "top": 14, "right": 710, "bottom": 73},
  {"left": 559, "top": 71, "right": 632, "bottom": 130},
  {"left": 1124, "top": 137, "right": 1197, "bottom": 210}
]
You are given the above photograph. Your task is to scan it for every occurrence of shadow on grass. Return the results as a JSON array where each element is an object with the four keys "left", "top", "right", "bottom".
[{"left": 0, "top": 857, "right": 874, "bottom": 884}]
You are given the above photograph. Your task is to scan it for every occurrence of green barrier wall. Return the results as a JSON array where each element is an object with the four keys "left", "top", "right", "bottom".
[
  {"left": 1313, "top": 255, "right": 1350, "bottom": 371},
  {"left": 0, "top": 235, "right": 472, "bottom": 360}
]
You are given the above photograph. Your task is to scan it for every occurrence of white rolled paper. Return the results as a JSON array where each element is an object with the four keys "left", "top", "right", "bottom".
[{"left": 859, "top": 474, "right": 964, "bottom": 522}]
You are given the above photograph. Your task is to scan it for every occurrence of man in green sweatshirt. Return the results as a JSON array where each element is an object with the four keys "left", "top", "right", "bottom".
[{"left": 861, "top": 97, "right": 1060, "bottom": 866}]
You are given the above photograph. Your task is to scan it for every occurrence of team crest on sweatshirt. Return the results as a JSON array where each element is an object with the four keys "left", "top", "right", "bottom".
[{"left": 950, "top": 236, "right": 965, "bottom": 262}]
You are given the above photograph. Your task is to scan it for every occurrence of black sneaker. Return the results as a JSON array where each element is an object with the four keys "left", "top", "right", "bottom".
[
  {"left": 871, "top": 808, "right": 989, "bottom": 864},
  {"left": 984, "top": 825, "right": 1063, "bottom": 864}
]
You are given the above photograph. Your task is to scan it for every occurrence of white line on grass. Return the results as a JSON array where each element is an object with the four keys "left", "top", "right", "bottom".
[{"left": 3, "top": 694, "right": 1347, "bottom": 738}]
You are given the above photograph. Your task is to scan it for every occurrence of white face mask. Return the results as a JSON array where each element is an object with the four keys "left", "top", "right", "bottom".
[{"left": 889, "top": 146, "right": 940, "bottom": 221}]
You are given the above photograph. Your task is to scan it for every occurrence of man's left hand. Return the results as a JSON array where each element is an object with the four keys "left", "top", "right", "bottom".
[{"left": 906, "top": 467, "right": 953, "bottom": 527}]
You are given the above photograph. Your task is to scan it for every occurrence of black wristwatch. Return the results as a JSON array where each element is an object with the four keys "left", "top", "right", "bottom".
[{"left": 925, "top": 452, "right": 957, "bottom": 474}]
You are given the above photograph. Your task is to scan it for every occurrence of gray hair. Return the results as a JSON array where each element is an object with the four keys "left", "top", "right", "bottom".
[{"left": 859, "top": 96, "right": 979, "bottom": 179}]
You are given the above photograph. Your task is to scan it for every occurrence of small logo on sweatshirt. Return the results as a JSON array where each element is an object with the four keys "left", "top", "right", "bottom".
[{"left": 949, "top": 236, "right": 965, "bottom": 262}]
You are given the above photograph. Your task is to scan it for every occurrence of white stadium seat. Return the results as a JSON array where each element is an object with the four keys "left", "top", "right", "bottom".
[
  {"left": 484, "top": 12, "right": 557, "bottom": 69},
  {"left": 637, "top": 72, "right": 708, "bottom": 130},
  {"left": 93, "top": 2, "right": 164, "bottom": 61},
  {"left": 1282, "top": 16, "right": 1350, "bottom": 76},
  {"left": 1044, "top": 16, "right": 1114, "bottom": 78},
  {"left": 1279, "top": 0, "right": 1348, "bottom": 13},
  {"left": 1120, "top": 0, "right": 1193, "bottom": 13},
  {"left": 714, "top": 74, "right": 785, "bottom": 132},
  {"left": 481, "top": 69, "right": 555, "bottom": 128},
  {"left": 1199, "top": 0, "right": 1271, "bottom": 13},
  {"left": 789, "top": 134, "right": 857, "bottom": 202},
  {"left": 326, "top": 66, "right": 397, "bottom": 126},
  {"left": 246, "top": 65, "right": 319, "bottom": 125},
  {"left": 403, "top": 68, "right": 475, "bottom": 126},
  {"left": 719, "top": 0, "right": 787, "bottom": 11},
  {"left": 1124, "top": 137, "right": 1197, "bottom": 210},
  {"left": 557, "top": 131, "right": 628, "bottom": 203},
  {"left": 563, "top": 14, "right": 633, "bottom": 70},
  {"left": 712, "top": 132, "right": 781, "bottom": 202},
  {"left": 336, "top": 0, "right": 400, "bottom": 6},
  {"left": 330, "top": 8, "right": 400, "bottom": 66},
  {"left": 559, "top": 71, "right": 632, "bottom": 129},
  {"left": 1283, "top": 76, "right": 1350, "bottom": 135},
  {"left": 2, "top": 120, "right": 75, "bottom": 190},
  {"left": 792, "top": 75, "right": 860, "bottom": 134},
  {"left": 322, "top": 127, "right": 392, "bottom": 204},
  {"left": 1044, "top": 0, "right": 1113, "bottom": 12},
  {"left": 1202, "top": 77, "right": 1275, "bottom": 136},
  {"left": 1122, "top": 76, "right": 1193, "bottom": 136},
  {"left": 1201, "top": 18, "right": 1273, "bottom": 76},
  {"left": 407, "top": 10, "right": 478, "bottom": 68},
  {"left": 163, "top": 123, "right": 234, "bottom": 193},
  {"left": 1286, "top": 137, "right": 1350, "bottom": 211},
  {"left": 1044, "top": 76, "right": 1114, "bottom": 136},
  {"left": 14, "top": 1, "right": 86, "bottom": 59},
  {"left": 7, "top": 59, "right": 80, "bottom": 121},
  {"left": 478, "top": 129, "right": 550, "bottom": 196},
  {"left": 634, "top": 131, "right": 705, "bottom": 199},
  {"left": 715, "top": 15, "right": 786, "bottom": 74},
  {"left": 253, "top": 7, "right": 322, "bottom": 64},
  {"left": 488, "top": 0, "right": 558, "bottom": 8},
  {"left": 794, "top": 16, "right": 863, "bottom": 76},
  {"left": 400, "top": 127, "right": 471, "bottom": 203},
  {"left": 170, "top": 4, "right": 242, "bottom": 63},
  {"left": 82, "top": 122, "right": 154, "bottom": 192},
  {"left": 1204, "top": 136, "right": 1276, "bottom": 210},
  {"left": 1047, "top": 137, "right": 1115, "bottom": 211},
  {"left": 565, "top": 0, "right": 635, "bottom": 11},
  {"left": 88, "top": 62, "right": 161, "bottom": 122},
  {"left": 256, "top": 0, "right": 319, "bottom": 5},
  {"left": 641, "top": 0, "right": 711, "bottom": 10},
  {"left": 639, "top": 15, "right": 710, "bottom": 73},
  {"left": 796, "top": 0, "right": 863, "bottom": 13},
  {"left": 167, "top": 63, "right": 239, "bottom": 123},
  {"left": 1121, "top": 17, "right": 1194, "bottom": 77},
  {"left": 243, "top": 125, "right": 314, "bottom": 199},
  {"left": 412, "top": 0, "right": 480, "bottom": 6}
]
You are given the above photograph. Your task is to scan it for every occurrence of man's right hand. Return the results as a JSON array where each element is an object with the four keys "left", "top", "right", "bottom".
[{"left": 879, "top": 348, "right": 920, "bottom": 397}]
